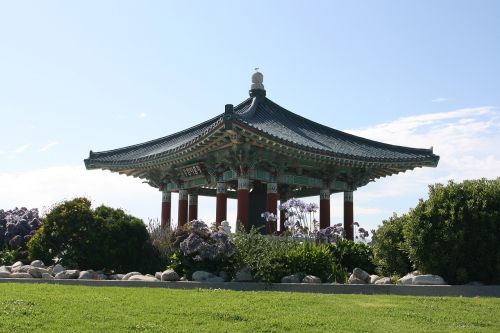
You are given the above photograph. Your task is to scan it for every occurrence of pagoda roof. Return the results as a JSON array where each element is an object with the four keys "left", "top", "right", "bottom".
[{"left": 85, "top": 94, "right": 438, "bottom": 170}]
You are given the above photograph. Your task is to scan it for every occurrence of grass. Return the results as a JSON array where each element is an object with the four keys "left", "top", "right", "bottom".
[{"left": 0, "top": 283, "right": 499, "bottom": 332}]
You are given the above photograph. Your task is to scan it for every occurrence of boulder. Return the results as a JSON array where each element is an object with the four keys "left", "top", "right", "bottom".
[
  {"left": 234, "top": 266, "right": 253, "bottom": 282},
  {"left": 55, "top": 270, "right": 80, "bottom": 279},
  {"left": 180, "top": 277, "right": 188, "bottom": 282},
  {"left": 302, "top": 275, "right": 322, "bottom": 284},
  {"left": 369, "top": 275, "right": 381, "bottom": 284},
  {"left": 50, "top": 264, "right": 65, "bottom": 276},
  {"left": 281, "top": 274, "right": 302, "bottom": 283},
  {"left": 12, "top": 261, "right": 23, "bottom": 270},
  {"left": 109, "top": 274, "right": 125, "bottom": 280},
  {"left": 155, "top": 272, "right": 162, "bottom": 280},
  {"left": 161, "top": 269, "right": 180, "bottom": 282},
  {"left": 412, "top": 274, "right": 446, "bottom": 285},
  {"left": 192, "top": 271, "right": 216, "bottom": 282},
  {"left": 206, "top": 276, "right": 224, "bottom": 283},
  {"left": 352, "top": 268, "right": 371, "bottom": 283},
  {"left": 398, "top": 273, "right": 415, "bottom": 285},
  {"left": 0, "top": 265, "right": 11, "bottom": 273},
  {"left": 41, "top": 273, "right": 54, "bottom": 280},
  {"left": 0, "top": 271, "right": 12, "bottom": 279},
  {"left": 128, "top": 275, "right": 158, "bottom": 282},
  {"left": 10, "top": 272, "right": 32, "bottom": 279},
  {"left": 28, "top": 267, "right": 49, "bottom": 278},
  {"left": 374, "top": 277, "right": 392, "bottom": 285},
  {"left": 30, "top": 260, "right": 45, "bottom": 268},
  {"left": 12, "top": 265, "right": 31, "bottom": 273},
  {"left": 347, "top": 275, "right": 367, "bottom": 284},
  {"left": 78, "top": 270, "right": 99, "bottom": 280},
  {"left": 122, "top": 272, "right": 142, "bottom": 281}
]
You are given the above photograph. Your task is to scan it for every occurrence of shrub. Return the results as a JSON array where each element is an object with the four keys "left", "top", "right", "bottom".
[
  {"left": 0, "top": 207, "right": 41, "bottom": 251},
  {"left": 329, "top": 239, "right": 375, "bottom": 275},
  {"left": 371, "top": 213, "right": 412, "bottom": 276},
  {"left": 28, "top": 198, "right": 161, "bottom": 273},
  {"left": 403, "top": 179, "right": 500, "bottom": 284}
]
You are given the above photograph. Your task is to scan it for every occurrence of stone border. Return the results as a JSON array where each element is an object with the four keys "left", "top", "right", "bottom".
[{"left": 1, "top": 278, "right": 499, "bottom": 297}]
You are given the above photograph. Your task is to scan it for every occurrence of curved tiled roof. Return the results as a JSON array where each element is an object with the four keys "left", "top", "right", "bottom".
[{"left": 85, "top": 95, "right": 439, "bottom": 168}]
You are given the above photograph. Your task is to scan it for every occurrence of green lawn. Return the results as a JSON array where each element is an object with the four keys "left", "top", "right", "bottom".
[{"left": 0, "top": 283, "right": 499, "bottom": 332}]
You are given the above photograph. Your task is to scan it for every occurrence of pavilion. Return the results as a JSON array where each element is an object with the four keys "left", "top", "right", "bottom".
[{"left": 84, "top": 71, "right": 439, "bottom": 239}]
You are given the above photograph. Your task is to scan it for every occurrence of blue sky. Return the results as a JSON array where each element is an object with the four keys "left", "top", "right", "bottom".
[{"left": 1, "top": 1, "right": 499, "bottom": 231}]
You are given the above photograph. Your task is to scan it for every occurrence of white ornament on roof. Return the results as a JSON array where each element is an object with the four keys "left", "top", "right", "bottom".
[{"left": 251, "top": 68, "right": 265, "bottom": 90}]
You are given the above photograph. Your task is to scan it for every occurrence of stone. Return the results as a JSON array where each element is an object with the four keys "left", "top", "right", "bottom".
[
  {"left": 41, "top": 273, "right": 54, "bottom": 280},
  {"left": 302, "top": 275, "right": 322, "bottom": 284},
  {"left": 12, "top": 261, "right": 23, "bottom": 270},
  {"left": 374, "top": 277, "right": 392, "bottom": 285},
  {"left": 128, "top": 275, "right": 158, "bottom": 282},
  {"left": 155, "top": 272, "right": 162, "bottom": 280},
  {"left": 352, "top": 268, "right": 371, "bottom": 283},
  {"left": 0, "top": 265, "right": 11, "bottom": 273},
  {"left": 206, "top": 276, "right": 224, "bottom": 283},
  {"left": 55, "top": 270, "right": 80, "bottom": 279},
  {"left": 78, "top": 270, "right": 99, "bottom": 280},
  {"left": 412, "top": 274, "right": 446, "bottom": 285},
  {"left": 122, "top": 272, "right": 142, "bottom": 281},
  {"left": 398, "top": 273, "right": 415, "bottom": 285},
  {"left": 347, "top": 275, "right": 367, "bottom": 284},
  {"left": 10, "top": 272, "right": 32, "bottom": 279},
  {"left": 30, "top": 260, "right": 45, "bottom": 268},
  {"left": 218, "top": 271, "right": 229, "bottom": 281},
  {"left": 110, "top": 274, "right": 125, "bottom": 280},
  {"left": 374, "top": 277, "right": 392, "bottom": 284},
  {"left": 12, "top": 265, "right": 31, "bottom": 273},
  {"left": 97, "top": 273, "right": 107, "bottom": 280},
  {"left": 369, "top": 274, "right": 381, "bottom": 284},
  {"left": 234, "top": 266, "right": 253, "bottom": 282},
  {"left": 180, "top": 277, "right": 188, "bottom": 281},
  {"left": 281, "top": 274, "right": 302, "bottom": 283},
  {"left": 51, "top": 264, "right": 65, "bottom": 276},
  {"left": 28, "top": 267, "right": 49, "bottom": 278},
  {"left": 0, "top": 271, "right": 12, "bottom": 278},
  {"left": 192, "top": 271, "right": 216, "bottom": 282},
  {"left": 161, "top": 269, "right": 180, "bottom": 282}
]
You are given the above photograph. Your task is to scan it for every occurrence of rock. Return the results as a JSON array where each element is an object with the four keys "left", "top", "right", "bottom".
[
  {"left": 128, "top": 275, "right": 158, "bottom": 282},
  {"left": 78, "top": 270, "right": 99, "bottom": 280},
  {"left": 55, "top": 270, "right": 80, "bottom": 279},
  {"left": 110, "top": 274, "right": 125, "bottom": 280},
  {"left": 10, "top": 272, "right": 32, "bottom": 279},
  {"left": 412, "top": 274, "right": 446, "bottom": 285},
  {"left": 30, "top": 260, "right": 45, "bottom": 268},
  {"left": 0, "top": 265, "right": 11, "bottom": 273},
  {"left": 206, "top": 276, "right": 224, "bottom": 283},
  {"left": 0, "top": 272, "right": 12, "bottom": 278},
  {"left": 155, "top": 272, "right": 162, "bottom": 280},
  {"left": 28, "top": 267, "right": 49, "bottom": 278},
  {"left": 161, "top": 269, "right": 180, "bottom": 281},
  {"left": 122, "top": 272, "right": 142, "bottom": 281},
  {"left": 12, "top": 261, "right": 23, "bottom": 270},
  {"left": 192, "top": 270, "right": 216, "bottom": 282},
  {"left": 97, "top": 273, "right": 107, "bottom": 280},
  {"left": 374, "top": 277, "right": 392, "bottom": 284},
  {"left": 12, "top": 265, "right": 31, "bottom": 273},
  {"left": 302, "top": 275, "right": 322, "bottom": 284},
  {"left": 369, "top": 275, "right": 381, "bottom": 284},
  {"left": 398, "top": 273, "right": 415, "bottom": 285},
  {"left": 41, "top": 273, "right": 54, "bottom": 280},
  {"left": 411, "top": 270, "right": 422, "bottom": 276},
  {"left": 50, "top": 264, "right": 65, "bottom": 276},
  {"left": 281, "top": 274, "right": 302, "bottom": 283},
  {"left": 352, "top": 268, "right": 371, "bottom": 283},
  {"left": 347, "top": 275, "right": 367, "bottom": 284},
  {"left": 180, "top": 277, "right": 188, "bottom": 281},
  {"left": 218, "top": 271, "right": 229, "bottom": 281},
  {"left": 234, "top": 266, "right": 253, "bottom": 282}
]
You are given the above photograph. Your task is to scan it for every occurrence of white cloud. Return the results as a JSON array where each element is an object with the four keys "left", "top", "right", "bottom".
[
  {"left": 13, "top": 144, "right": 30, "bottom": 154},
  {"left": 38, "top": 141, "right": 60, "bottom": 152},
  {"left": 139, "top": 113, "right": 147, "bottom": 119},
  {"left": 432, "top": 97, "right": 448, "bottom": 103}
]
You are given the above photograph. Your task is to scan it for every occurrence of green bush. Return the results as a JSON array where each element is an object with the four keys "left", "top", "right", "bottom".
[
  {"left": 403, "top": 179, "right": 500, "bottom": 284},
  {"left": 28, "top": 198, "right": 161, "bottom": 273},
  {"left": 371, "top": 214, "right": 412, "bottom": 276},
  {"left": 0, "top": 249, "right": 20, "bottom": 266},
  {"left": 329, "top": 239, "right": 375, "bottom": 275}
]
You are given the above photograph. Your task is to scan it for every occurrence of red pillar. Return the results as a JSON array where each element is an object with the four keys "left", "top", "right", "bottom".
[
  {"left": 216, "top": 182, "right": 227, "bottom": 226},
  {"left": 178, "top": 189, "right": 188, "bottom": 227},
  {"left": 237, "top": 177, "right": 250, "bottom": 231},
  {"left": 344, "top": 191, "right": 354, "bottom": 241},
  {"left": 266, "top": 182, "right": 278, "bottom": 234},
  {"left": 188, "top": 193, "right": 198, "bottom": 222},
  {"left": 319, "top": 189, "right": 331, "bottom": 229},
  {"left": 161, "top": 189, "right": 171, "bottom": 229}
]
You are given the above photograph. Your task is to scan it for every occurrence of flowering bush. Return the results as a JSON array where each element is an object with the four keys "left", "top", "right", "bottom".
[
  {"left": 315, "top": 223, "right": 344, "bottom": 244},
  {"left": 169, "top": 220, "right": 235, "bottom": 279},
  {"left": 0, "top": 207, "right": 41, "bottom": 250},
  {"left": 278, "top": 198, "right": 319, "bottom": 238}
]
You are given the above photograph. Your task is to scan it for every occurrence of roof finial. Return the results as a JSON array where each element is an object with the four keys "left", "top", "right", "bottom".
[{"left": 250, "top": 68, "right": 265, "bottom": 96}]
